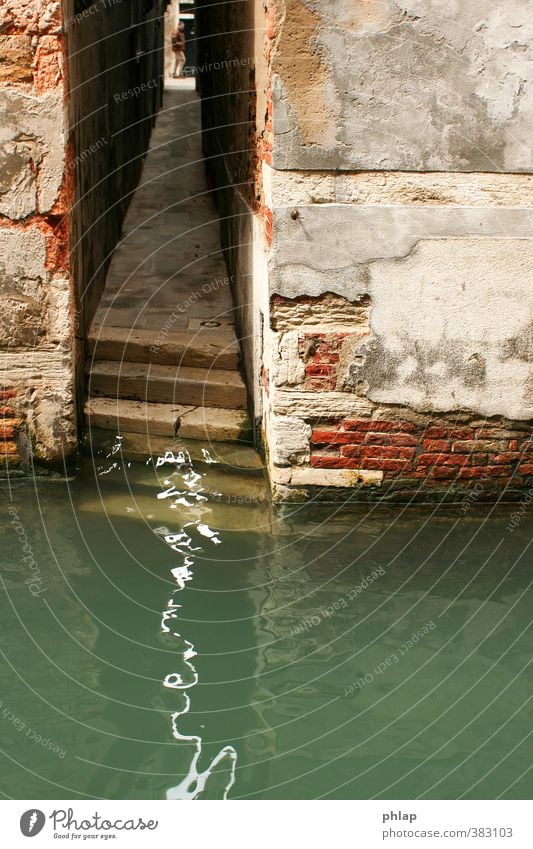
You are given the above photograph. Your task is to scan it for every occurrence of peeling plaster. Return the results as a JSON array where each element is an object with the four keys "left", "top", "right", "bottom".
[{"left": 272, "top": 0, "right": 533, "bottom": 171}]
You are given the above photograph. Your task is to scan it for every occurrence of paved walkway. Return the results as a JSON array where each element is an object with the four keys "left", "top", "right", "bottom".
[
  {"left": 93, "top": 78, "right": 235, "bottom": 333},
  {"left": 86, "top": 80, "right": 251, "bottom": 447}
]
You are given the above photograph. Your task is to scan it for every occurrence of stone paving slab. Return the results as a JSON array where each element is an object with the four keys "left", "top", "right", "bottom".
[{"left": 92, "top": 79, "right": 234, "bottom": 334}]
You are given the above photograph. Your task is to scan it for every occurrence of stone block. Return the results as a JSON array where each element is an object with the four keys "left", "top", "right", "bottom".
[
  {"left": 0, "top": 89, "right": 64, "bottom": 214},
  {"left": 0, "top": 36, "right": 33, "bottom": 84},
  {"left": 273, "top": 389, "right": 372, "bottom": 419},
  {"left": 268, "top": 414, "right": 311, "bottom": 466},
  {"left": 0, "top": 140, "right": 40, "bottom": 219}
]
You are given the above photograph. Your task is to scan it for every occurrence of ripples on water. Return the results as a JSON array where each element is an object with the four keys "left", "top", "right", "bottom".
[
  {"left": 0, "top": 439, "right": 531, "bottom": 800},
  {"left": 153, "top": 450, "right": 236, "bottom": 799}
]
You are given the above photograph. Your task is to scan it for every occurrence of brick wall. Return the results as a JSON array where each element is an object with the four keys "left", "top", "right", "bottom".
[
  {"left": 193, "top": 1, "right": 532, "bottom": 503},
  {"left": 0, "top": 389, "right": 23, "bottom": 468},
  {"left": 266, "top": 292, "right": 533, "bottom": 502},
  {"left": 311, "top": 417, "right": 532, "bottom": 497}
]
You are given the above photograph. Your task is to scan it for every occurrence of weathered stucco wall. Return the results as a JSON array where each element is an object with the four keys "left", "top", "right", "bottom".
[
  {"left": 270, "top": 206, "right": 533, "bottom": 421},
  {"left": 193, "top": 0, "right": 533, "bottom": 501},
  {"left": 260, "top": 0, "right": 533, "bottom": 501},
  {"left": 0, "top": 0, "right": 166, "bottom": 471},
  {"left": 271, "top": 0, "right": 533, "bottom": 171},
  {"left": 263, "top": 181, "right": 533, "bottom": 500}
]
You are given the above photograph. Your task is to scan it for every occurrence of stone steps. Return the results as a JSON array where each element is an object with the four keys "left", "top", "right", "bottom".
[
  {"left": 88, "top": 326, "right": 240, "bottom": 371},
  {"left": 88, "top": 360, "right": 248, "bottom": 409},
  {"left": 85, "top": 397, "right": 252, "bottom": 443}
]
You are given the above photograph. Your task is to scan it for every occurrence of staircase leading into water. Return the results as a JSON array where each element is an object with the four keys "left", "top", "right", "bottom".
[{"left": 85, "top": 80, "right": 251, "bottom": 446}]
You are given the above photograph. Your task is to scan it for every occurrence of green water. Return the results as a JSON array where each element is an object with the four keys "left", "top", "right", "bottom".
[{"left": 0, "top": 449, "right": 531, "bottom": 800}]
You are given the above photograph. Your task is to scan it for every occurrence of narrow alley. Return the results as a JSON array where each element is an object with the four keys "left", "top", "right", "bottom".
[{"left": 86, "top": 79, "right": 251, "bottom": 451}]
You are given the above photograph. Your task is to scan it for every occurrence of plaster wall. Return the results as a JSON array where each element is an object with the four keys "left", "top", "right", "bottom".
[
  {"left": 262, "top": 0, "right": 533, "bottom": 500},
  {"left": 195, "top": 0, "right": 532, "bottom": 500},
  {"left": 271, "top": 0, "right": 533, "bottom": 172}
]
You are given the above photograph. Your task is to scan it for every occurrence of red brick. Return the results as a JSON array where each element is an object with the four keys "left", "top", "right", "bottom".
[
  {"left": 424, "top": 427, "right": 448, "bottom": 438},
  {"left": 422, "top": 438, "right": 450, "bottom": 452},
  {"left": 0, "top": 390, "right": 17, "bottom": 401},
  {"left": 364, "top": 433, "right": 418, "bottom": 447},
  {"left": 0, "top": 441, "right": 18, "bottom": 456},
  {"left": 508, "top": 440, "right": 519, "bottom": 451},
  {"left": 344, "top": 419, "right": 416, "bottom": 433},
  {"left": 519, "top": 463, "right": 533, "bottom": 476},
  {"left": 448, "top": 428, "right": 476, "bottom": 439},
  {"left": 471, "top": 453, "right": 488, "bottom": 466},
  {"left": 443, "top": 454, "right": 471, "bottom": 467},
  {"left": 310, "top": 455, "right": 359, "bottom": 469},
  {"left": 361, "top": 459, "right": 410, "bottom": 472},
  {"left": 418, "top": 453, "right": 470, "bottom": 467},
  {"left": 458, "top": 465, "right": 512, "bottom": 479},
  {"left": 312, "top": 430, "right": 364, "bottom": 446},
  {"left": 266, "top": 6, "right": 275, "bottom": 38},
  {"left": 490, "top": 452, "right": 522, "bottom": 464}
]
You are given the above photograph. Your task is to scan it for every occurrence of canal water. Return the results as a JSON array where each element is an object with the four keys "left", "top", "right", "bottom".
[{"left": 0, "top": 446, "right": 531, "bottom": 800}]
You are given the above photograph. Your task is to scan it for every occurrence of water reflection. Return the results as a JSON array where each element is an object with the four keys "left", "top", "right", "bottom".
[
  {"left": 1, "top": 444, "right": 531, "bottom": 800},
  {"left": 153, "top": 451, "right": 237, "bottom": 800}
]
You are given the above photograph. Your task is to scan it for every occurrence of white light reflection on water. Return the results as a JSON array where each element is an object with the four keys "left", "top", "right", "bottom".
[
  {"left": 152, "top": 451, "right": 237, "bottom": 800},
  {"left": 95, "top": 434, "right": 132, "bottom": 476}
]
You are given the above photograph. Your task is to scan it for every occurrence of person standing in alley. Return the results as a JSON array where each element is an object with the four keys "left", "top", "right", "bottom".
[{"left": 171, "top": 20, "right": 186, "bottom": 78}]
